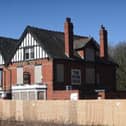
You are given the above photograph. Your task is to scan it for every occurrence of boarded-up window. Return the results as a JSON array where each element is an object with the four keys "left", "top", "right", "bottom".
[
  {"left": 35, "top": 65, "right": 42, "bottom": 83},
  {"left": 85, "top": 48, "right": 95, "bottom": 61},
  {"left": 71, "top": 69, "right": 81, "bottom": 85},
  {"left": 56, "top": 64, "right": 64, "bottom": 82},
  {"left": 17, "top": 67, "right": 23, "bottom": 84},
  {"left": 86, "top": 68, "right": 95, "bottom": 84}
]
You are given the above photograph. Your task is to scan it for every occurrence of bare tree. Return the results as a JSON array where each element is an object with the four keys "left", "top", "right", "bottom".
[{"left": 109, "top": 42, "right": 126, "bottom": 90}]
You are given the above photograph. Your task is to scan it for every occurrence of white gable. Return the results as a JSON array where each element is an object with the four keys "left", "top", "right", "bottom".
[
  {"left": 12, "top": 32, "right": 48, "bottom": 62},
  {"left": 0, "top": 54, "right": 4, "bottom": 65}
]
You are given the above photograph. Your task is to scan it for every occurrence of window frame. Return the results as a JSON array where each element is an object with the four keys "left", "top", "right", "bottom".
[
  {"left": 71, "top": 69, "right": 81, "bottom": 85},
  {"left": 24, "top": 47, "right": 34, "bottom": 60},
  {"left": 23, "top": 72, "right": 31, "bottom": 84},
  {"left": 55, "top": 64, "right": 64, "bottom": 83},
  {"left": 35, "top": 65, "right": 42, "bottom": 84}
]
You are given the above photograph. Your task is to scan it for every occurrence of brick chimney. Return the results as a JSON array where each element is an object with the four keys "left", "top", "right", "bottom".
[
  {"left": 100, "top": 25, "right": 108, "bottom": 59},
  {"left": 64, "top": 17, "right": 73, "bottom": 57}
]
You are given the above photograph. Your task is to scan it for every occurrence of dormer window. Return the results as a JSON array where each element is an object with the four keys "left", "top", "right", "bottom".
[{"left": 24, "top": 47, "right": 34, "bottom": 60}]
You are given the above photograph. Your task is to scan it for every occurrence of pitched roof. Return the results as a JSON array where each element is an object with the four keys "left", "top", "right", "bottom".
[
  {"left": 19, "top": 25, "right": 89, "bottom": 59},
  {"left": 74, "top": 37, "right": 99, "bottom": 50},
  {"left": 0, "top": 37, "right": 18, "bottom": 65},
  {"left": 0, "top": 25, "right": 116, "bottom": 66}
]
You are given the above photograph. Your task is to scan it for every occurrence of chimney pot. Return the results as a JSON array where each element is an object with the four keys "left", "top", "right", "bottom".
[{"left": 66, "top": 17, "right": 71, "bottom": 22}]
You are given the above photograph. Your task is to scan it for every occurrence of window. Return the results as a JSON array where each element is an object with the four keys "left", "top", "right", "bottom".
[
  {"left": 17, "top": 67, "right": 23, "bottom": 85},
  {"left": 85, "top": 48, "right": 95, "bottom": 61},
  {"left": 0, "top": 69, "right": 3, "bottom": 87},
  {"left": 30, "top": 48, "right": 34, "bottom": 59},
  {"left": 56, "top": 64, "right": 64, "bottom": 82},
  {"left": 24, "top": 47, "right": 34, "bottom": 60},
  {"left": 23, "top": 72, "right": 31, "bottom": 84},
  {"left": 35, "top": 65, "right": 42, "bottom": 83},
  {"left": 86, "top": 68, "right": 95, "bottom": 84},
  {"left": 71, "top": 69, "right": 81, "bottom": 85}
]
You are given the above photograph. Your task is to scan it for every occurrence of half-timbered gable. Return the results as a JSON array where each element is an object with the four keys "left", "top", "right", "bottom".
[{"left": 12, "top": 32, "right": 48, "bottom": 62}]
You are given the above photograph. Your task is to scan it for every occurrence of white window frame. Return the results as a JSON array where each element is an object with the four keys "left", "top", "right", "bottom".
[
  {"left": 35, "top": 65, "right": 42, "bottom": 84},
  {"left": 71, "top": 69, "right": 81, "bottom": 85},
  {"left": 24, "top": 47, "right": 34, "bottom": 60}
]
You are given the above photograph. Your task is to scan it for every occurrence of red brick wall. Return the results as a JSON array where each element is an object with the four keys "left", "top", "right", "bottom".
[
  {"left": 42, "top": 59, "right": 53, "bottom": 99},
  {"left": 23, "top": 65, "right": 34, "bottom": 84},
  {"left": 3, "top": 59, "right": 54, "bottom": 99},
  {"left": 53, "top": 90, "right": 79, "bottom": 100},
  {"left": 2, "top": 67, "right": 11, "bottom": 91},
  {"left": 77, "top": 50, "right": 84, "bottom": 58},
  {"left": 1, "top": 57, "right": 117, "bottom": 100}
]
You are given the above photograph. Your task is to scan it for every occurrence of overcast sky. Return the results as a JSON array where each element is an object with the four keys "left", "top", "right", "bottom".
[{"left": 0, "top": 0, "right": 126, "bottom": 45}]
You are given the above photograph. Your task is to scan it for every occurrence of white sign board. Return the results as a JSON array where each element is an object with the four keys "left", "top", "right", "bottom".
[{"left": 70, "top": 93, "right": 78, "bottom": 101}]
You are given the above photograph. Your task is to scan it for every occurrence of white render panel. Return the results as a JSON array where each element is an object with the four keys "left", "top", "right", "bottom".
[
  {"left": 26, "top": 33, "right": 28, "bottom": 46},
  {"left": 21, "top": 48, "right": 24, "bottom": 61},
  {"left": 0, "top": 54, "right": 4, "bottom": 64},
  {"left": 39, "top": 47, "right": 42, "bottom": 58},
  {"left": 34, "top": 46, "right": 37, "bottom": 59},
  {"left": 36, "top": 46, "right": 40, "bottom": 59},
  {"left": 29, "top": 33, "right": 32, "bottom": 46},
  {"left": 17, "top": 67, "right": 23, "bottom": 84},
  {"left": 18, "top": 49, "right": 21, "bottom": 61},
  {"left": 12, "top": 32, "right": 49, "bottom": 62},
  {"left": 35, "top": 65, "right": 42, "bottom": 83}
]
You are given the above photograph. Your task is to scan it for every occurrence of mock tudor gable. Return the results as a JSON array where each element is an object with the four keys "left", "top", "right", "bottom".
[
  {"left": 12, "top": 29, "right": 49, "bottom": 62},
  {"left": 0, "top": 18, "right": 118, "bottom": 100}
]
